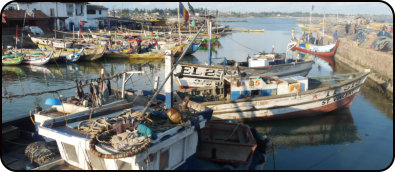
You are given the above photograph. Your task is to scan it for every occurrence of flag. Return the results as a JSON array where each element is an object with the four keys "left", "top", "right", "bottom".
[
  {"left": 187, "top": 2, "right": 195, "bottom": 16},
  {"left": 179, "top": 2, "right": 189, "bottom": 22},
  {"left": 80, "top": 20, "right": 85, "bottom": 26},
  {"left": 16, "top": 25, "right": 18, "bottom": 46},
  {"left": 25, "top": 8, "right": 34, "bottom": 17}
]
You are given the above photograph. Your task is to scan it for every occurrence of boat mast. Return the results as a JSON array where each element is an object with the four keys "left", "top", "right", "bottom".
[
  {"left": 178, "top": 2, "right": 181, "bottom": 45},
  {"left": 208, "top": 21, "right": 212, "bottom": 65},
  {"left": 323, "top": 9, "right": 325, "bottom": 45},
  {"left": 140, "top": 24, "right": 205, "bottom": 117},
  {"left": 309, "top": 4, "right": 312, "bottom": 34}
]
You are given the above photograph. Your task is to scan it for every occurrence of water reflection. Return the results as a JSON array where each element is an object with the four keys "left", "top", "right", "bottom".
[
  {"left": 247, "top": 108, "right": 360, "bottom": 149},
  {"left": 335, "top": 59, "right": 393, "bottom": 119}
]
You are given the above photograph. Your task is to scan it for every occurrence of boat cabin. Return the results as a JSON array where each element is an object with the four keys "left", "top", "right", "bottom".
[{"left": 226, "top": 75, "right": 308, "bottom": 100}]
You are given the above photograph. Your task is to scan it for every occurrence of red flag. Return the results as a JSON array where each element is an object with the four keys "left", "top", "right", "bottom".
[
  {"left": 184, "top": 9, "right": 189, "bottom": 22},
  {"left": 16, "top": 25, "right": 18, "bottom": 46},
  {"left": 79, "top": 20, "right": 85, "bottom": 26}
]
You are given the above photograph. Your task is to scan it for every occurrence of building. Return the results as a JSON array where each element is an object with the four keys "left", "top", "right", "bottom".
[
  {"left": 11, "top": 2, "right": 88, "bottom": 31},
  {"left": 2, "top": 10, "right": 50, "bottom": 35},
  {"left": 86, "top": 4, "right": 108, "bottom": 30}
]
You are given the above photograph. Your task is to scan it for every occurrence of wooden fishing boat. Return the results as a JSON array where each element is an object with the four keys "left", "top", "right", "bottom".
[
  {"left": 105, "top": 48, "right": 165, "bottom": 59},
  {"left": 80, "top": 45, "right": 106, "bottom": 61},
  {"left": 22, "top": 51, "right": 54, "bottom": 65},
  {"left": 200, "top": 38, "right": 217, "bottom": 47},
  {"left": 197, "top": 120, "right": 257, "bottom": 164},
  {"left": 38, "top": 43, "right": 106, "bottom": 62},
  {"left": 57, "top": 48, "right": 84, "bottom": 63},
  {"left": 30, "top": 36, "right": 73, "bottom": 49},
  {"left": 173, "top": 59, "right": 314, "bottom": 89},
  {"left": 173, "top": 41, "right": 202, "bottom": 57},
  {"left": 2, "top": 53, "right": 24, "bottom": 65},
  {"left": 176, "top": 70, "right": 370, "bottom": 121},
  {"left": 289, "top": 40, "right": 340, "bottom": 58}
]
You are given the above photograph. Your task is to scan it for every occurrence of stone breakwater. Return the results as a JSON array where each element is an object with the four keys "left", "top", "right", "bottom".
[{"left": 297, "top": 17, "right": 393, "bottom": 100}]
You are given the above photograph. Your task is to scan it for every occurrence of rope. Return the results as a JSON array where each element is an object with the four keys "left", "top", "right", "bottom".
[{"left": 226, "top": 36, "right": 262, "bottom": 53}]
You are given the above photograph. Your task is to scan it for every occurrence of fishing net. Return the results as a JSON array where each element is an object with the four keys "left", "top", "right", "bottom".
[{"left": 371, "top": 36, "right": 393, "bottom": 51}]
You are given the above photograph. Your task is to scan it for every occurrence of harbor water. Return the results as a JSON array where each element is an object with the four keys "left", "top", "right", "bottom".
[{"left": 2, "top": 17, "right": 393, "bottom": 170}]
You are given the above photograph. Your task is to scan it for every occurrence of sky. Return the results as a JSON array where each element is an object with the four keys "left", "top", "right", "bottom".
[{"left": 89, "top": 2, "right": 394, "bottom": 15}]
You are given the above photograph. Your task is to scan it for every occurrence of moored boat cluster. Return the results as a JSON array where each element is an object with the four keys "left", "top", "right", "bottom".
[{"left": 2, "top": 2, "right": 373, "bottom": 171}]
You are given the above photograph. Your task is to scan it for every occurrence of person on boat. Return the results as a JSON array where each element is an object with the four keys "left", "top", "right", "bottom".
[
  {"left": 345, "top": 23, "right": 350, "bottom": 35},
  {"left": 333, "top": 30, "right": 338, "bottom": 43},
  {"left": 137, "top": 39, "right": 142, "bottom": 53},
  {"left": 153, "top": 38, "right": 159, "bottom": 50},
  {"left": 309, "top": 32, "right": 314, "bottom": 44},
  {"left": 123, "top": 40, "right": 128, "bottom": 49}
]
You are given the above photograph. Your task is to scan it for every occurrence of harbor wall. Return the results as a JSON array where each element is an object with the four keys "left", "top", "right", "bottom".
[{"left": 324, "top": 35, "right": 393, "bottom": 99}]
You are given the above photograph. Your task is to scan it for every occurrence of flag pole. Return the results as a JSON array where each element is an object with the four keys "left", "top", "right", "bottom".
[
  {"left": 15, "top": 25, "right": 18, "bottom": 54},
  {"left": 21, "top": 10, "right": 27, "bottom": 53},
  {"left": 177, "top": 2, "right": 181, "bottom": 45}
]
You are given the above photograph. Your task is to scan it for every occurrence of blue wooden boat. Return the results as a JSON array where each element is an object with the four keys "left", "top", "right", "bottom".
[{"left": 57, "top": 48, "right": 84, "bottom": 63}]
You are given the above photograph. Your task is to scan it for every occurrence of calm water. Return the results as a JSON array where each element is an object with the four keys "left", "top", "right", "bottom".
[{"left": 2, "top": 17, "right": 393, "bottom": 170}]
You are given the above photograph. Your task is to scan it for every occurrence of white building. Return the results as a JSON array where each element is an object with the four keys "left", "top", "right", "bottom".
[
  {"left": 86, "top": 4, "right": 108, "bottom": 30},
  {"left": 13, "top": 2, "right": 88, "bottom": 31}
]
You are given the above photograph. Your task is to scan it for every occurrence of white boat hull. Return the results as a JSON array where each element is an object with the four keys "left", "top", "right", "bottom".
[
  {"left": 37, "top": 116, "right": 206, "bottom": 170},
  {"left": 204, "top": 73, "right": 368, "bottom": 121}
]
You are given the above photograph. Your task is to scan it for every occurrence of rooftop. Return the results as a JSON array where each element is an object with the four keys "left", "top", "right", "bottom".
[
  {"left": 3, "top": 10, "right": 49, "bottom": 19},
  {"left": 87, "top": 4, "right": 108, "bottom": 10}
]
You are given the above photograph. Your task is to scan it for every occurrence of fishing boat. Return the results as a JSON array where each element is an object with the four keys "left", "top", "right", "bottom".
[
  {"left": 2, "top": 53, "right": 24, "bottom": 65},
  {"left": 200, "top": 38, "right": 217, "bottom": 47},
  {"left": 10, "top": 50, "right": 54, "bottom": 65},
  {"left": 173, "top": 41, "right": 202, "bottom": 57},
  {"left": 288, "top": 40, "right": 340, "bottom": 58},
  {"left": 33, "top": 88, "right": 212, "bottom": 170},
  {"left": 22, "top": 51, "right": 54, "bottom": 65},
  {"left": 39, "top": 43, "right": 105, "bottom": 62},
  {"left": 197, "top": 120, "right": 257, "bottom": 164},
  {"left": 105, "top": 47, "right": 165, "bottom": 59},
  {"left": 57, "top": 48, "right": 84, "bottom": 63},
  {"left": 79, "top": 45, "right": 106, "bottom": 61},
  {"left": 173, "top": 57, "right": 314, "bottom": 89},
  {"left": 30, "top": 36, "right": 73, "bottom": 49},
  {"left": 194, "top": 120, "right": 272, "bottom": 170},
  {"left": 176, "top": 70, "right": 370, "bottom": 121}
]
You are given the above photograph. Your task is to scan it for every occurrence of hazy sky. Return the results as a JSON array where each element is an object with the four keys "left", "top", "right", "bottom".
[{"left": 89, "top": 2, "right": 393, "bottom": 15}]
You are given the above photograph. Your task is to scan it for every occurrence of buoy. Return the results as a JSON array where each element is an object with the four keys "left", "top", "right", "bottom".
[{"left": 166, "top": 108, "right": 182, "bottom": 124}]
